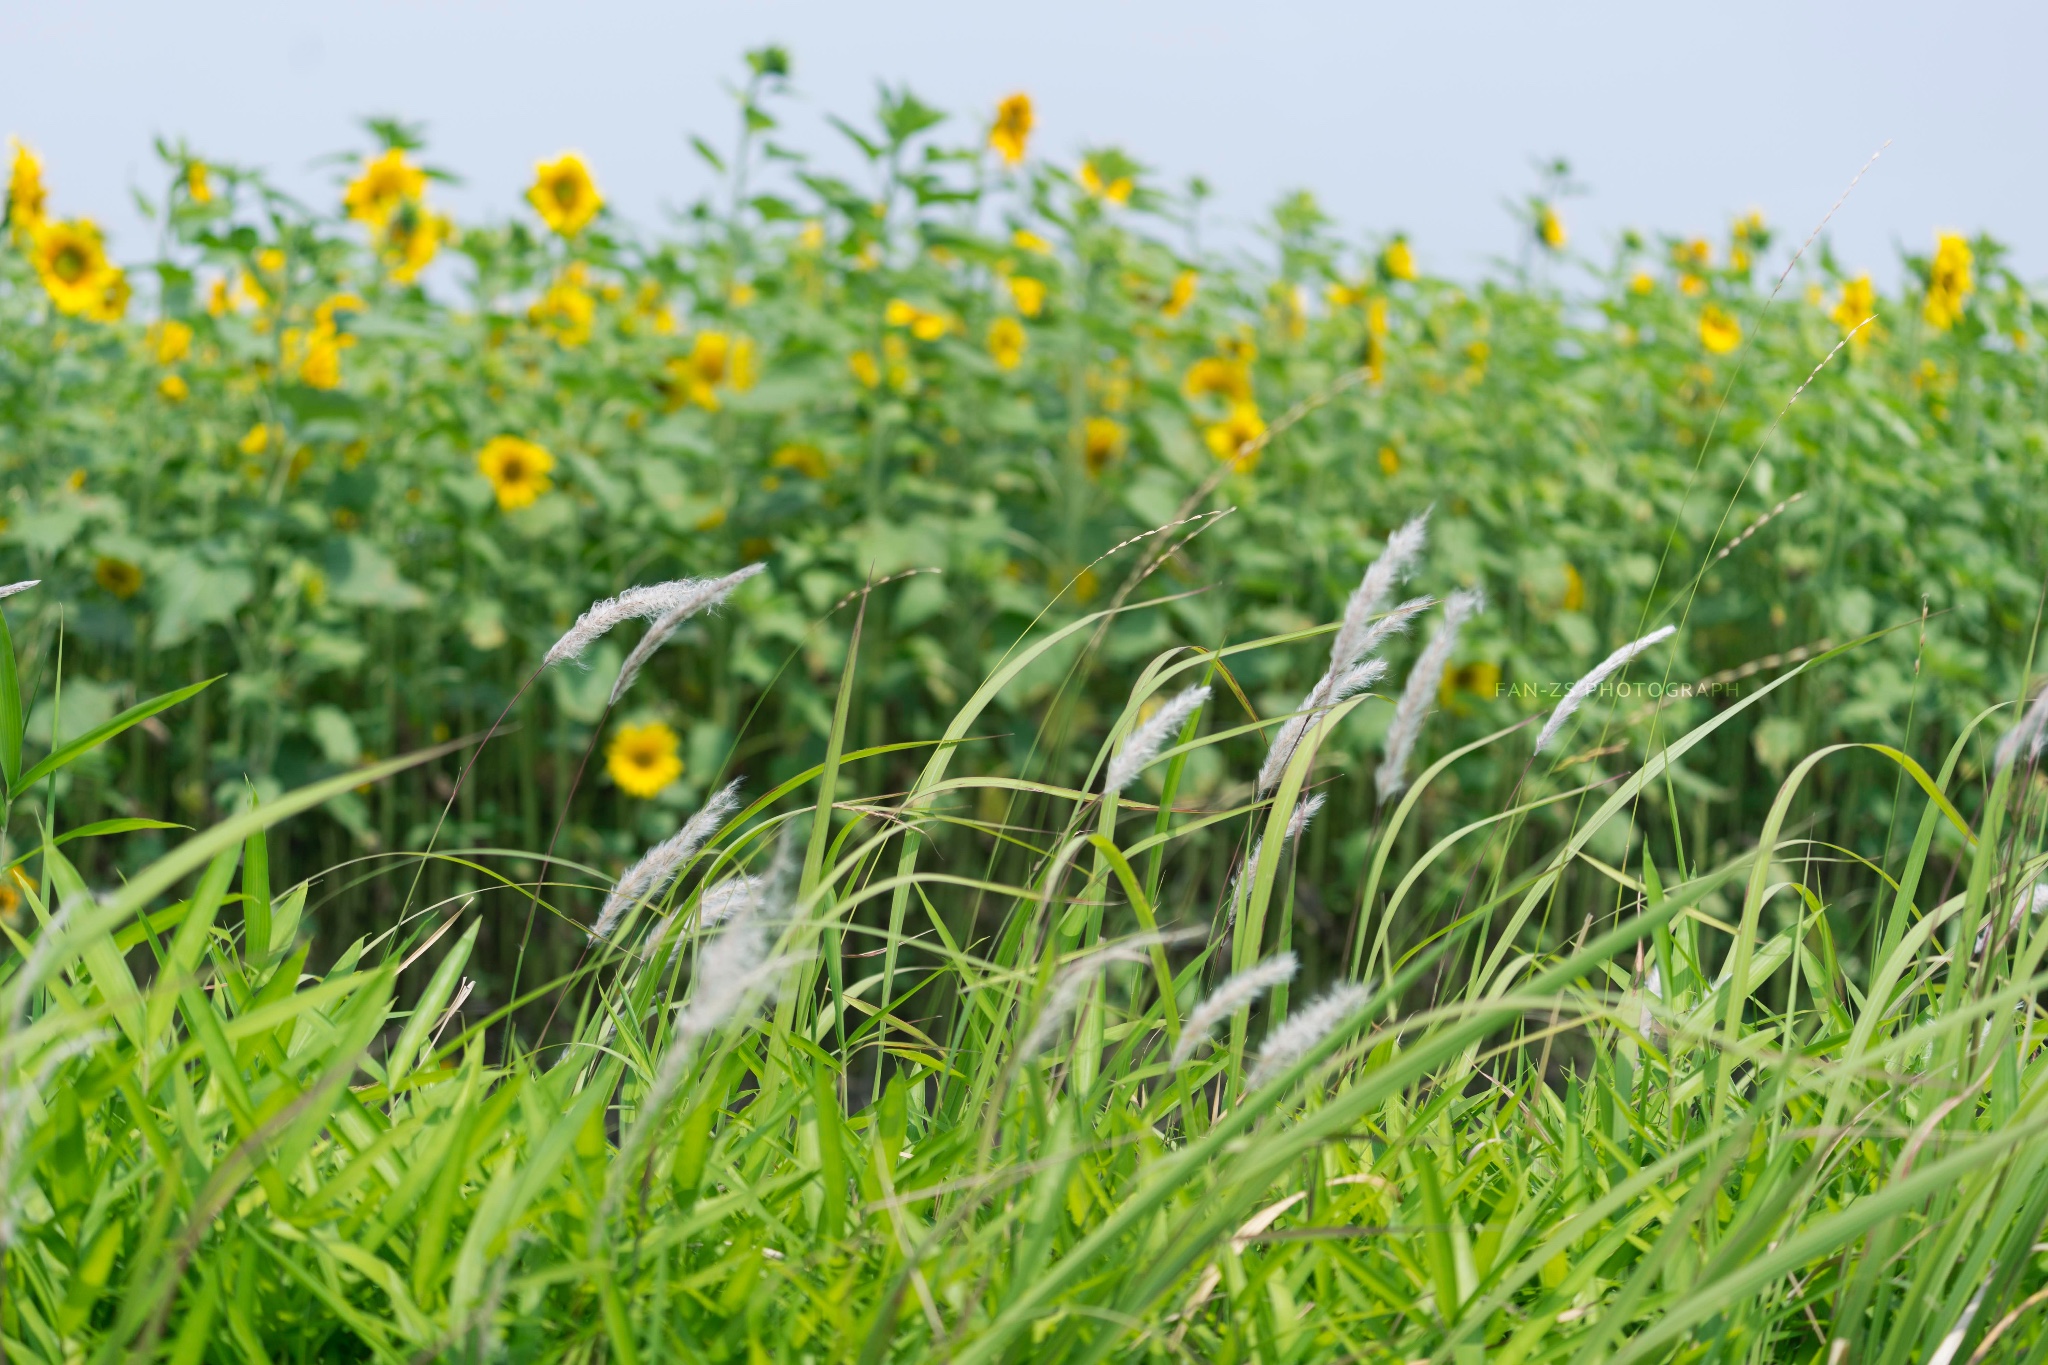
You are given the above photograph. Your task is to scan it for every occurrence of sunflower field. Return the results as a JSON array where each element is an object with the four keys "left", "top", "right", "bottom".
[{"left": 7, "top": 49, "right": 2048, "bottom": 1361}]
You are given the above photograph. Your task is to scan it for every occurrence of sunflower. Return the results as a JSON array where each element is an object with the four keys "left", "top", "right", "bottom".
[
  {"left": 1183, "top": 356, "right": 1252, "bottom": 404},
  {"left": 1536, "top": 204, "right": 1566, "bottom": 251},
  {"left": 1079, "top": 159, "right": 1133, "bottom": 206},
  {"left": 1002, "top": 274, "right": 1047, "bottom": 319},
  {"left": 606, "top": 721, "right": 683, "bottom": 798},
  {"left": 94, "top": 556, "right": 144, "bottom": 600},
  {"left": 986, "top": 316, "right": 1026, "bottom": 371},
  {"left": 344, "top": 148, "right": 425, "bottom": 228},
  {"left": 989, "top": 93, "right": 1034, "bottom": 166},
  {"left": 31, "top": 219, "right": 118, "bottom": 316},
  {"left": 528, "top": 153, "right": 602, "bottom": 236},
  {"left": 147, "top": 319, "right": 193, "bottom": 365},
  {"left": 1083, "top": 417, "right": 1126, "bottom": 474},
  {"left": 1698, "top": 305, "right": 1742, "bottom": 355},
  {"left": 1380, "top": 237, "right": 1417, "bottom": 282},
  {"left": 1833, "top": 274, "right": 1877, "bottom": 342},
  {"left": 84, "top": 268, "right": 131, "bottom": 324},
  {"left": 1204, "top": 402, "right": 1267, "bottom": 469},
  {"left": 885, "top": 298, "right": 951, "bottom": 341},
  {"left": 1162, "top": 270, "right": 1198, "bottom": 319},
  {"left": 848, "top": 350, "right": 880, "bottom": 389},
  {"left": 186, "top": 161, "right": 214, "bottom": 205},
  {"left": 382, "top": 201, "right": 444, "bottom": 283},
  {"left": 530, "top": 267, "right": 595, "bottom": 347},
  {"left": 770, "top": 444, "right": 831, "bottom": 479},
  {"left": 7, "top": 138, "right": 47, "bottom": 230},
  {"left": 1013, "top": 229, "right": 1053, "bottom": 256},
  {"left": 665, "top": 331, "right": 744, "bottom": 410},
  {"left": 477, "top": 436, "right": 555, "bottom": 510},
  {"left": 157, "top": 373, "right": 189, "bottom": 403},
  {"left": 1924, "top": 233, "right": 1973, "bottom": 331}
]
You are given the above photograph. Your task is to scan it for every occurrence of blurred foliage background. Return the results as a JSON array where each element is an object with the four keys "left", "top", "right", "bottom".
[{"left": 2, "top": 52, "right": 2042, "bottom": 1013}]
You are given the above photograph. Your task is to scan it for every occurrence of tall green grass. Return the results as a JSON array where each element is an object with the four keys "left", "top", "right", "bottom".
[{"left": 5, "top": 513, "right": 2048, "bottom": 1362}]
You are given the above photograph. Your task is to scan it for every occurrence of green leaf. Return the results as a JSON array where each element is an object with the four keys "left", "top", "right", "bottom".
[
  {"left": 0, "top": 603, "right": 23, "bottom": 792},
  {"left": 17, "top": 676, "right": 218, "bottom": 793}
]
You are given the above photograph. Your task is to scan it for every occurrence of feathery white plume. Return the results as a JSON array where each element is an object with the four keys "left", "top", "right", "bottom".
[
  {"left": 0, "top": 581, "right": 38, "bottom": 602},
  {"left": 1225, "top": 792, "right": 1327, "bottom": 927},
  {"left": 1535, "top": 625, "right": 1678, "bottom": 754},
  {"left": 1995, "top": 683, "right": 2048, "bottom": 772},
  {"left": 1258, "top": 657, "right": 1392, "bottom": 793},
  {"left": 1325, "top": 511, "right": 1431, "bottom": 679},
  {"left": 548, "top": 571, "right": 756, "bottom": 667},
  {"left": 1247, "top": 981, "right": 1370, "bottom": 1088},
  {"left": 1374, "top": 589, "right": 1486, "bottom": 804},
  {"left": 609, "top": 564, "right": 767, "bottom": 705},
  {"left": 610, "top": 866, "right": 794, "bottom": 1205},
  {"left": 1171, "top": 953, "right": 1298, "bottom": 1067},
  {"left": 698, "top": 875, "right": 764, "bottom": 927},
  {"left": 1286, "top": 792, "right": 1326, "bottom": 842},
  {"left": 1105, "top": 685, "right": 1211, "bottom": 798},
  {"left": 1017, "top": 932, "right": 1188, "bottom": 1062},
  {"left": 588, "top": 780, "right": 744, "bottom": 943}
]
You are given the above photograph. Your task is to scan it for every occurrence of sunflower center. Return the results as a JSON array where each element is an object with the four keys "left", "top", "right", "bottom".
[
  {"left": 500, "top": 456, "right": 528, "bottom": 482},
  {"left": 553, "top": 177, "right": 579, "bottom": 209},
  {"left": 53, "top": 246, "right": 87, "bottom": 282}
]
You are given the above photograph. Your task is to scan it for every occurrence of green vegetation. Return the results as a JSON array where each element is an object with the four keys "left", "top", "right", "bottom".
[{"left": 4, "top": 54, "right": 2048, "bottom": 1362}]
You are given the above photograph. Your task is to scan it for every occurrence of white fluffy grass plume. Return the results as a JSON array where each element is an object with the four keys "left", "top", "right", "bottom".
[
  {"left": 610, "top": 564, "right": 767, "bottom": 705},
  {"left": 1247, "top": 981, "right": 1370, "bottom": 1088},
  {"left": 1534, "top": 625, "right": 1678, "bottom": 754},
  {"left": 588, "top": 780, "right": 744, "bottom": 943},
  {"left": 1374, "top": 589, "right": 1485, "bottom": 804},
  {"left": 1105, "top": 685, "right": 1211, "bottom": 798},
  {"left": 546, "top": 566, "right": 761, "bottom": 667},
  {"left": 1171, "top": 953, "right": 1298, "bottom": 1068}
]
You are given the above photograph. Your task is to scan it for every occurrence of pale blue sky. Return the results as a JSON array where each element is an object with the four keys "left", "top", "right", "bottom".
[{"left": 4, "top": 0, "right": 2043, "bottom": 282}]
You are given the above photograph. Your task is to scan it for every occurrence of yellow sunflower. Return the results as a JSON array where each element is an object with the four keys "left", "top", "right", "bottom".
[
  {"left": 147, "top": 319, "right": 193, "bottom": 365},
  {"left": 987, "top": 316, "right": 1026, "bottom": 371},
  {"left": 989, "top": 93, "right": 1034, "bottom": 166},
  {"left": 1204, "top": 402, "right": 1266, "bottom": 469},
  {"left": 344, "top": 148, "right": 425, "bottom": 228},
  {"left": 1833, "top": 274, "right": 1877, "bottom": 342},
  {"left": 1183, "top": 356, "right": 1252, "bottom": 404},
  {"left": 1924, "top": 233, "right": 1973, "bottom": 331},
  {"left": 528, "top": 152, "right": 603, "bottom": 236},
  {"left": 885, "top": 298, "right": 952, "bottom": 341},
  {"left": 1079, "top": 159, "right": 1133, "bottom": 206},
  {"left": 1537, "top": 204, "right": 1566, "bottom": 251},
  {"left": 31, "top": 219, "right": 117, "bottom": 317},
  {"left": 606, "top": 721, "right": 683, "bottom": 798},
  {"left": 157, "top": 373, "right": 189, "bottom": 402},
  {"left": 186, "top": 161, "right": 214, "bottom": 205},
  {"left": 1163, "top": 270, "right": 1198, "bottom": 319},
  {"left": 1083, "top": 417, "right": 1126, "bottom": 474},
  {"left": 94, "top": 556, "right": 144, "bottom": 600},
  {"left": 666, "top": 331, "right": 750, "bottom": 410},
  {"left": 477, "top": 436, "right": 555, "bottom": 510},
  {"left": 84, "top": 268, "right": 130, "bottom": 324},
  {"left": 1013, "top": 229, "right": 1053, "bottom": 255},
  {"left": 530, "top": 267, "right": 596, "bottom": 347},
  {"left": 770, "top": 444, "right": 831, "bottom": 479},
  {"left": 382, "top": 202, "right": 444, "bottom": 283},
  {"left": 1380, "top": 237, "right": 1417, "bottom": 282},
  {"left": 1007, "top": 275, "right": 1046, "bottom": 318},
  {"left": 1698, "top": 305, "right": 1741, "bottom": 355},
  {"left": 7, "top": 138, "right": 47, "bottom": 230}
]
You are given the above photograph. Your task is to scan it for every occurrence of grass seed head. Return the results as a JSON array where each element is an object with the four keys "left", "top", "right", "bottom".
[
  {"left": 1105, "top": 684, "right": 1211, "bottom": 797},
  {"left": 1375, "top": 589, "right": 1485, "bottom": 804},
  {"left": 1535, "top": 624, "right": 1678, "bottom": 754}
]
